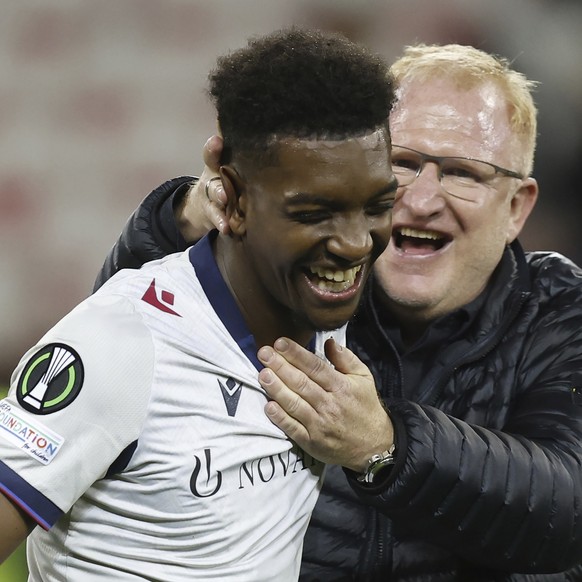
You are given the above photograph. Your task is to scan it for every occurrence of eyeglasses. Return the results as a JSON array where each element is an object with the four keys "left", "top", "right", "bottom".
[{"left": 391, "top": 145, "right": 525, "bottom": 202}]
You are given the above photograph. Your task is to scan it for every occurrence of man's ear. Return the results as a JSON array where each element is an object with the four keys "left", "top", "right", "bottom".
[
  {"left": 219, "top": 166, "right": 247, "bottom": 236},
  {"left": 506, "top": 177, "right": 538, "bottom": 243}
]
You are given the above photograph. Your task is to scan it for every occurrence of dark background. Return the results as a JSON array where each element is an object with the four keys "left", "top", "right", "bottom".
[{"left": 1, "top": 0, "right": 581, "bottom": 386}]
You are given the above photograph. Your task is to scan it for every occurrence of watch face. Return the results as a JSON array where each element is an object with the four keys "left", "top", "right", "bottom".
[{"left": 358, "top": 448, "right": 395, "bottom": 484}]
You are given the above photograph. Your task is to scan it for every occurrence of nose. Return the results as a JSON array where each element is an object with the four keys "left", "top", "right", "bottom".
[
  {"left": 326, "top": 214, "right": 374, "bottom": 262},
  {"left": 397, "top": 162, "right": 446, "bottom": 217}
]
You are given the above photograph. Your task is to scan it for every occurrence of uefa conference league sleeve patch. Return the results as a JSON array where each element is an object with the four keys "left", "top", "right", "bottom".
[{"left": 16, "top": 343, "right": 85, "bottom": 415}]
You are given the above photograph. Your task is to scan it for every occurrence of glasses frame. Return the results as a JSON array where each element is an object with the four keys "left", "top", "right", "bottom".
[{"left": 391, "top": 144, "right": 525, "bottom": 200}]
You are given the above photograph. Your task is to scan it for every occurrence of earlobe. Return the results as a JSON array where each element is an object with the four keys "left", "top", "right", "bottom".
[
  {"left": 507, "top": 177, "right": 538, "bottom": 243},
  {"left": 220, "top": 166, "right": 247, "bottom": 236}
]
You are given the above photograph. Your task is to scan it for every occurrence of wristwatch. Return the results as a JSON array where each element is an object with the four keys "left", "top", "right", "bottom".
[{"left": 356, "top": 443, "right": 396, "bottom": 484}]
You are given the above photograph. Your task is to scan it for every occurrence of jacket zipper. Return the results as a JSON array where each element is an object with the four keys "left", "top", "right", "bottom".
[{"left": 360, "top": 273, "right": 529, "bottom": 577}]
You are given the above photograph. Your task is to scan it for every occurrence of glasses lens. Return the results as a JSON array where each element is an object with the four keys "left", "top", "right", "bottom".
[
  {"left": 391, "top": 149, "right": 420, "bottom": 186},
  {"left": 440, "top": 158, "right": 497, "bottom": 201},
  {"left": 391, "top": 146, "right": 506, "bottom": 202}
]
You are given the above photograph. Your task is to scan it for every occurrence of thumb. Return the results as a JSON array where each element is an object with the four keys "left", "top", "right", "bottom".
[{"left": 323, "top": 338, "right": 369, "bottom": 377}]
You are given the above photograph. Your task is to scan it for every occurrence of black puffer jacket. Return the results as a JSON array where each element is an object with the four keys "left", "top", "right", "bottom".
[{"left": 96, "top": 178, "right": 582, "bottom": 581}]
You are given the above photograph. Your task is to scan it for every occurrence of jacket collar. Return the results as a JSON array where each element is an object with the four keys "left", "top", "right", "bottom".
[{"left": 354, "top": 239, "right": 532, "bottom": 356}]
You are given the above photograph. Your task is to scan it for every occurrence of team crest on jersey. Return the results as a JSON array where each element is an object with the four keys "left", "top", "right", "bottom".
[
  {"left": 16, "top": 343, "right": 84, "bottom": 415},
  {"left": 218, "top": 377, "right": 243, "bottom": 417}
]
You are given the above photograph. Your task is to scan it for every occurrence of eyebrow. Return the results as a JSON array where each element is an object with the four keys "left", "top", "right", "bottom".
[{"left": 286, "top": 178, "right": 399, "bottom": 206}]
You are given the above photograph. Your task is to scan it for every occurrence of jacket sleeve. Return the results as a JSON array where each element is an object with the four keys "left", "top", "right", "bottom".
[
  {"left": 348, "top": 290, "right": 582, "bottom": 574},
  {"left": 93, "top": 176, "right": 196, "bottom": 291}
]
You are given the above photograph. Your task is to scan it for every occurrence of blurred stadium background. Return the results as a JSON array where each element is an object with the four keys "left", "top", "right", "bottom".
[{"left": 0, "top": 0, "right": 581, "bottom": 579}]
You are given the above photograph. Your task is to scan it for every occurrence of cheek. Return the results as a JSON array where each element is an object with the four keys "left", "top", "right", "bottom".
[
  {"left": 245, "top": 224, "right": 302, "bottom": 275},
  {"left": 372, "top": 250, "right": 392, "bottom": 292},
  {"left": 372, "top": 210, "right": 394, "bottom": 237},
  {"left": 461, "top": 210, "right": 510, "bottom": 269},
  {"left": 473, "top": 200, "right": 513, "bottom": 243}
]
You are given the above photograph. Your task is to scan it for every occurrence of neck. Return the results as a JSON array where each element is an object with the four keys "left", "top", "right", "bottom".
[
  {"left": 214, "top": 235, "right": 315, "bottom": 349},
  {"left": 396, "top": 319, "right": 429, "bottom": 349},
  {"left": 373, "top": 286, "right": 432, "bottom": 348}
]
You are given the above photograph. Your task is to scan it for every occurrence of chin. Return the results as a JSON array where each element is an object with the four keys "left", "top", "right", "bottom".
[
  {"left": 317, "top": 321, "right": 349, "bottom": 332},
  {"left": 381, "top": 273, "right": 444, "bottom": 307},
  {"left": 306, "top": 311, "right": 354, "bottom": 332},
  {"left": 386, "top": 289, "right": 441, "bottom": 314}
]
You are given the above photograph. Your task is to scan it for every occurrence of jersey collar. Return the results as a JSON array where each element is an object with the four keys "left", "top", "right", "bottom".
[{"left": 188, "top": 232, "right": 263, "bottom": 371}]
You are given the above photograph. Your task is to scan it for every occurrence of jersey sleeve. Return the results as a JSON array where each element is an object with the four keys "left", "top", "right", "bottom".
[{"left": 0, "top": 293, "right": 155, "bottom": 529}]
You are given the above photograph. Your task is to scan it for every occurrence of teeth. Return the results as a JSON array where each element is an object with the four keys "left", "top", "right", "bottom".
[
  {"left": 398, "top": 227, "right": 441, "bottom": 240},
  {"left": 310, "top": 265, "right": 361, "bottom": 282},
  {"left": 310, "top": 265, "right": 362, "bottom": 292}
]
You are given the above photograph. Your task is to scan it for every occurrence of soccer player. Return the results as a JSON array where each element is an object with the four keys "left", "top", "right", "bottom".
[{"left": 0, "top": 28, "right": 397, "bottom": 580}]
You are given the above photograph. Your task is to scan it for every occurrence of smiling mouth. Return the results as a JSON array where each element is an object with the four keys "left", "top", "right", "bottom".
[
  {"left": 309, "top": 265, "right": 362, "bottom": 292},
  {"left": 394, "top": 227, "right": 450, "bottom": 253}
]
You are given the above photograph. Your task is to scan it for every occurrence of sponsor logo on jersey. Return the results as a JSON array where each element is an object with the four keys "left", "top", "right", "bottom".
[
  {"left": 16, "top": 343, "right": 84, "bottom": 415},
  {"left": 0, "top": 401, "right": 64, "bottom": 464},
  {"left": 141, "top": 278, "right": 181, "bottom": 316},
  {"left": 189, "top": 445, "right": 322, "bottom": 497}
]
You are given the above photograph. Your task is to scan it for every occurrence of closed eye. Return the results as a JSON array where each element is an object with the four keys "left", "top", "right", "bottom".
[
  {"left": 366, "top": 201, "right": 394, "bottom": 216},
  {"left": 392, "top": 158, "right": 420, "bottom": 172},
  {"left": 442, "top": 165, "right": 483, "bottom": 183},
  {"left": 287, "top": 210, "right": 332, "bottom": 224}
]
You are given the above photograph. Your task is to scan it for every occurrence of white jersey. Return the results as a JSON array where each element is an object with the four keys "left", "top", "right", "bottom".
[{"left": 0, "top": 234, "right": 345, "bottom": 581}]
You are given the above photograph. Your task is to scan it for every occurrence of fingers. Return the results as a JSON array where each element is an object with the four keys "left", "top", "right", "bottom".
[
  {"left": 323, "top": 338, "right": 370, "bottom": 379},
  {"left": 176, "top": 135, "right": 229, "bottom": 237},
  {"left": 258, "top": 345, "right": 328, "bottom": 408},
  {"left": 204, "top": 176, "right": 221, "bottom": 199},
  {"left": 175, "top": 179, "right": 224, "bottom": 240},
  {"left": 205, "top": 196, "right": 229, "bottom": 234},
  {"left": 205, "top": 176, "right": 227, "bottom": 209},
  {"left": 257, "top": 337, "right": 394, "bottom": 469},
  {"left": 260, "top": 367, "right": 314, "bottom": 446},
  {"left": 201, "top": 134, "right": 227, "bottom": 207},
  {"left": 202, "top": 135, "right": 223, "bottom": 170},
  {"left": 264, "top": 337, "right": 353, "bottom": 392},
  {"left": 203, "top": 177, "right": 228, "bottom": 233}
]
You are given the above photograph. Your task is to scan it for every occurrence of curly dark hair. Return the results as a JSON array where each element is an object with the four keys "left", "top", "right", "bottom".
[{"left": 208, "top": 27, "right": 396, "bottom": 164}]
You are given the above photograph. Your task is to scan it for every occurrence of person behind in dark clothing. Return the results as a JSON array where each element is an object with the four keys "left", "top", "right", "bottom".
[
  {"left": 0, "top": 28, "right": 398, "bottom": 580},
  {"left": 94, "top": 44, "right": 582, "bottom": 580}
]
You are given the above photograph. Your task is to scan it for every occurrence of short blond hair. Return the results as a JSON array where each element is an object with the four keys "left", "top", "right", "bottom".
[{"left": 390, "top": 44, "right": 538, "bottom": 175}]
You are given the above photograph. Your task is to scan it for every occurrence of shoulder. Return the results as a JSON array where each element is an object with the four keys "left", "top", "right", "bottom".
[
  {"left": 91, "top": 250, "right": 220, "bottom": 352},
  {"left": 16, "top": 258, "right": 198, "bottom": 394},
  {"left": 8, "top": 290, "right": 157, "bottom": 427},
  {"left": 94, "top": 250, "right": 201, "bottom": 318},
  {"left": 28, "top": 290, "right": 156, "bottom": 384},
  {"left": 518, "top": 251, "right": 582, "bottom": 365},
  {"left": 525, "top": 250, "right": 582, "bottom": 304},
  {"left": 526, "top": 250, "right": 582, "bottom": 278}
]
